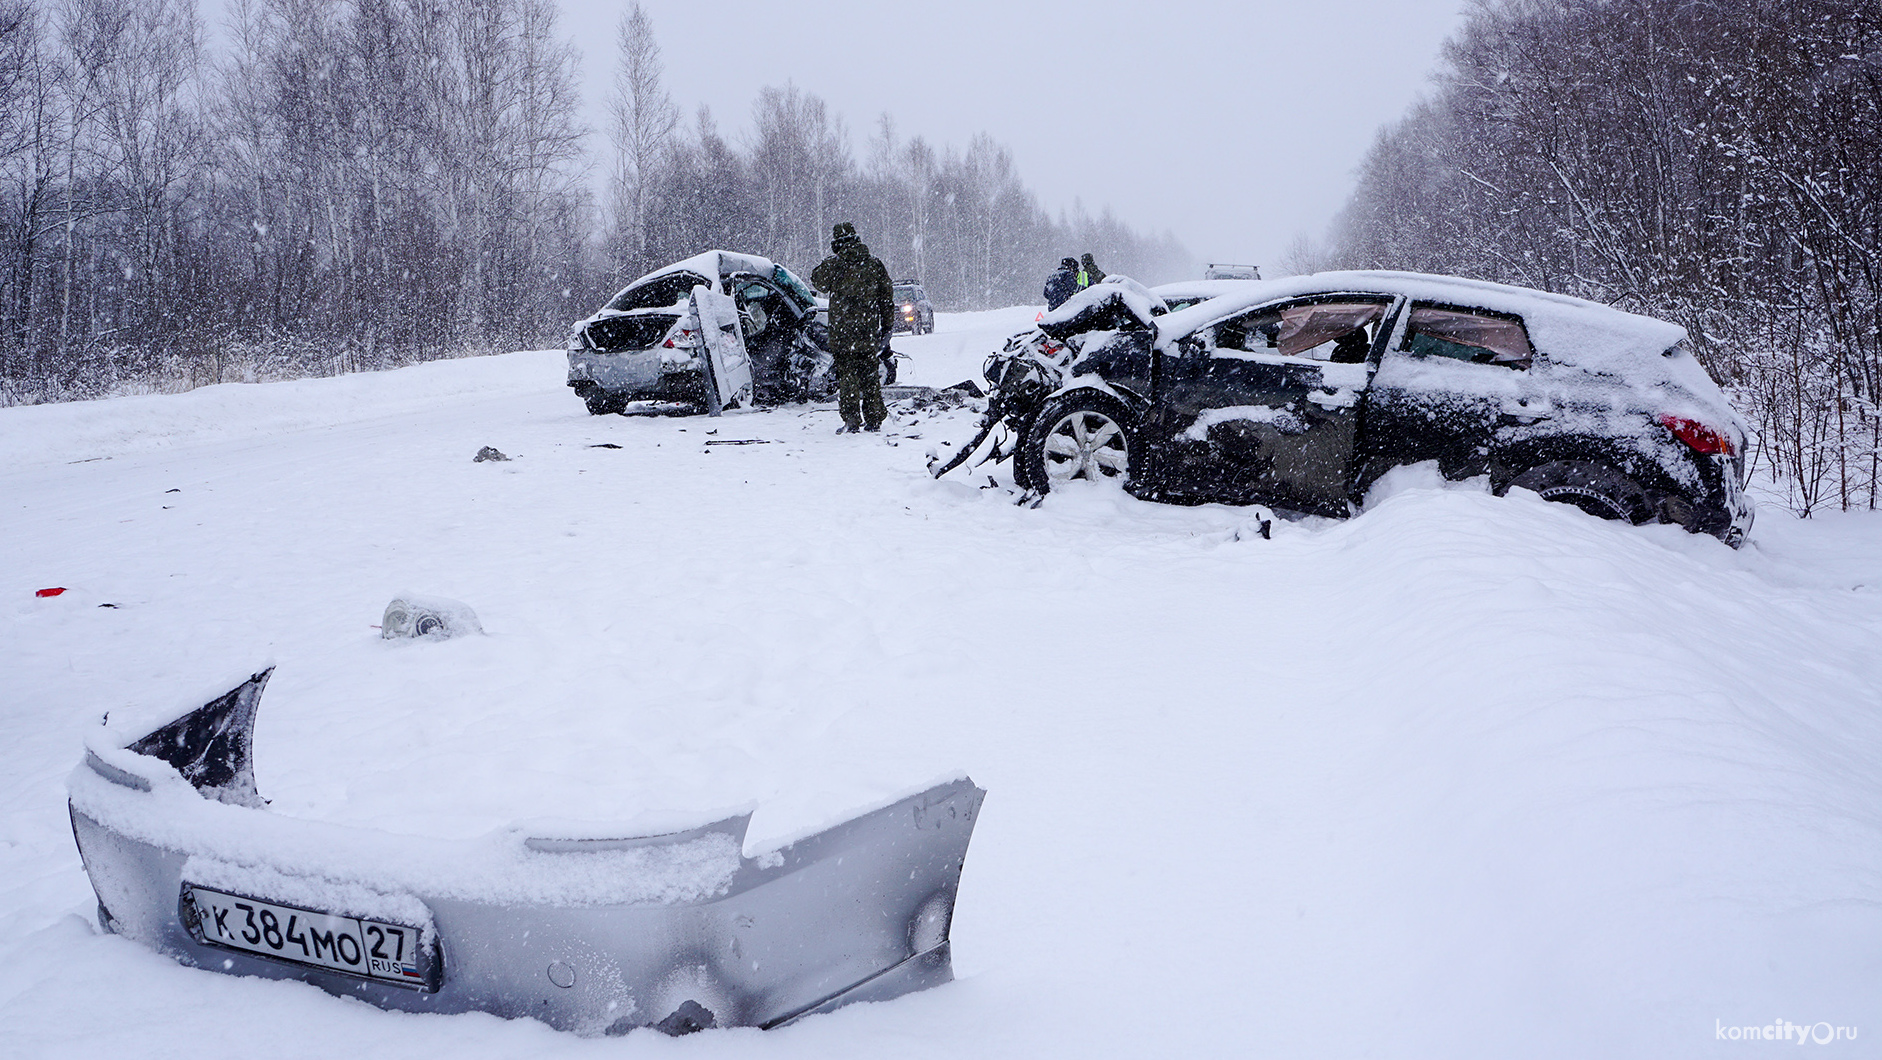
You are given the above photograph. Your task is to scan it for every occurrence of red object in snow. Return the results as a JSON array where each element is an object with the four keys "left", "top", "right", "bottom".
[{"left": 35, "top": 587, "right": 67, "bottom": 597}]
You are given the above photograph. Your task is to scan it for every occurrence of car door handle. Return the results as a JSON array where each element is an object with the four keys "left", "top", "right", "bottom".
[{"left": 1306, "top": 388, "right": 1356, "bottom": 409}]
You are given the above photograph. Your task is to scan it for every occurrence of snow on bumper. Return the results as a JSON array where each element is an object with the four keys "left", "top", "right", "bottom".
[
  {"left": 566, "top": 347, "right": 700, "bottom": 394},
  {"left": 68, "top": 668, "right": 985, "bottom": 1035}
]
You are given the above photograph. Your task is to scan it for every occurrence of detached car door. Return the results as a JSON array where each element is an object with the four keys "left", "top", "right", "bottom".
[
  {"left": 689, "top": 287, "right": 753, "bottom": 414},
  {"left": 1139, "top": 295, "right": 1394, "bottom": 516}
]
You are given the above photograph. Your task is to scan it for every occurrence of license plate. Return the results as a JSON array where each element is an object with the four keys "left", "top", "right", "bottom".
[{"left": 181, "top": 884, "right": 432, "bottom": 990}]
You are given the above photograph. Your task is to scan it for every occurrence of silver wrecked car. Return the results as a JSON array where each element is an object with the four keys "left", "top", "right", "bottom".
[{"left": 566, "top": 250, "right": 899, "bottom": 415}]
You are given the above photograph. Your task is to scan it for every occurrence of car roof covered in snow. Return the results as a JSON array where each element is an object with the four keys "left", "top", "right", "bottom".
[{"left": 613, "top": 250, "right": 780, "bottom": 299}]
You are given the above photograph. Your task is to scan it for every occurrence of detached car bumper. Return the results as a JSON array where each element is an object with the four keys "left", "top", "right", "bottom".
[{"left": 69, "top": 669, "right": 985, "bottom": 1036}]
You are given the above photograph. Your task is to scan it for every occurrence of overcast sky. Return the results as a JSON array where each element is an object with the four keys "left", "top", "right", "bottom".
[
  {"left": 198, "top": 0, "right": 1470, "bottom": 273},
  {"left": 556, "top": 0, "right": 1469, "bottom": 273}
]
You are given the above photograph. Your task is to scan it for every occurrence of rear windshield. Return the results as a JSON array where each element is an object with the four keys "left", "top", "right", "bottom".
[
  {"left": 1403, "top": 304, "right": 1535, "bottom": 370},
  {"left": 605, "top": 272, "right": 708, "bottom": 312},
  {"left": 583, "top": 312, "right": 678, "bottom": 351}
]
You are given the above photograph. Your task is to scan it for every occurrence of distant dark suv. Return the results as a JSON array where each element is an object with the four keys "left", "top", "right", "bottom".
[
  {"left": 892, "top": 282, "right": 934, "bottom": 334},
  {"left": 945, "top": 272, "right": 1753, "bottom": 545}
]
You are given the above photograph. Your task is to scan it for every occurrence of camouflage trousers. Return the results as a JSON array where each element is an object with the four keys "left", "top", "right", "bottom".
[{"left": 836, "top": 352, "right": 886, "bottom": 430}]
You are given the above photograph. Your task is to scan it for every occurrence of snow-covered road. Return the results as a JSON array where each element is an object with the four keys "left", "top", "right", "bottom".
[{"left": 4, "top": 311, "right": 1881, "bottom": 1057}]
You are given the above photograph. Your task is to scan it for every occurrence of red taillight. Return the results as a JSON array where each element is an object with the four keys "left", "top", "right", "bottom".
[
  {"left": 1660, "top": 413, "right": 1735, "bottom": 456},
  {"left": 663, "top": 329, "right": 698, "bottom": 349}
]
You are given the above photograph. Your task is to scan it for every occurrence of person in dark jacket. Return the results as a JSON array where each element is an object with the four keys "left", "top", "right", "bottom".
[
  {"left": 1078, "top": 252, "right": 1106, "bottom": 289},
  {"left": 1043, "top": 257, "right": 1080, "bottom": 310},
  {"left": 811, "top": 222, "right": 895, "bottom": 433}
]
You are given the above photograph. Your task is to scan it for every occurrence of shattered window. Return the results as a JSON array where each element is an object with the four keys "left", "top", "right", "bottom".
[
  {"left": 1211, "top": 300, "right": 1386, "bottom": 362},
  {"left": 1402, "top": 304, "right": 1534, "bottom": 370},
  {"left": 771, "top": 265, "right": 818, "bottom": 308}
]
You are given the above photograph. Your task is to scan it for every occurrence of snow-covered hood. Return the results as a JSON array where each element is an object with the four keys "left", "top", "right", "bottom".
[{"left": 1038, "top": 276, "right": 1168, "bottom": 339}]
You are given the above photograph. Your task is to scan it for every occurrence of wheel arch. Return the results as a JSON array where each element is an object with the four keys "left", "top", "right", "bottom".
[
  {"left": 1041, "top": 378, "right": 1147, "bottom": 419},
  {"left": 1488, "top": 434, "right": 1686, "bottom": 501}
]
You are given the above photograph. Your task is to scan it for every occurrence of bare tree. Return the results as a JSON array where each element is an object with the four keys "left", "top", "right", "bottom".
[
  {"left": 605, "top": 0, "right": 674, "bottom": 282},
  {"left": 0, "top": 0, "right": 1187, "bottom": 405},
  {"left": 1330, "top": 0, "right": 1882, "bottom": 513}
]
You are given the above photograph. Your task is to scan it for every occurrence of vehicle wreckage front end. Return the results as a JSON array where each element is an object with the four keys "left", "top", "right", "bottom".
[{"left": 69, "top": 669, "right": 985, "bottom": 1036}]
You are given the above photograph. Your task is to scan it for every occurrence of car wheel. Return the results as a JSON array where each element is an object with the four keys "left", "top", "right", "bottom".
[
  {"left": 1506, "top": 460, "right": 1653, "bottom": 524},
  {"left": 581, "top": 388, "right": 624, "bottom": 416},
  {"left": 879, "top": 354, "right": 898, "bottom": 387},
  {"left": 1019, "top": 391, "right": 1133, "bottom": 494}
]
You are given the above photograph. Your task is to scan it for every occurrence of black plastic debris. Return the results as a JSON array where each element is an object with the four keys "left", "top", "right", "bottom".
[{"left": 473, "top": 446, "right": 510, "bottom": 462}]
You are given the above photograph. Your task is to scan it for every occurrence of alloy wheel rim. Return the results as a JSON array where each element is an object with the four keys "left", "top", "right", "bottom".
[{"left": 1042, "top": 410, "right": 1128, "bottom": 484}]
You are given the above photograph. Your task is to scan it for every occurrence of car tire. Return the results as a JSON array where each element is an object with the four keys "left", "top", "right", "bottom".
[
  {"left": 1018, "top": 391, "right": 1134, "bottom": 495},
  {"left": 581, "top": 388, "right": 624, "bottom": 416},
  {"left": 1506, "top": 460, "right": 1653, "bottom": 524}
]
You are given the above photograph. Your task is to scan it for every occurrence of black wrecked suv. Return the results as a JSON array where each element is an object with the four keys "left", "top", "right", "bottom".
[{"left": 937, "top": 271, "right": 1753, "bottom": 545}]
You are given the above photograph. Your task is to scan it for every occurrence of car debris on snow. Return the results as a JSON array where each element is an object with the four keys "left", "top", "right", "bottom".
[
  {"left": 381, "top": 596, "right": 483, "bottom": 640},
  {"left": 68, "top": 668, "right": 986, "bottom": 1036}
]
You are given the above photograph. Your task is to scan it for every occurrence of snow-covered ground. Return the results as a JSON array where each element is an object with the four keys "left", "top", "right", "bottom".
[{"left": 4, "top": 309, "right": 1881, "bottom": 1057}]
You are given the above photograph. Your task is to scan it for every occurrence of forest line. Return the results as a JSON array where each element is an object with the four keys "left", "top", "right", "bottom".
[
  {"left": 0, "top": 0, "right": 1188, "bottom": 405},
  {"left": 1326, "top": 0, "right": 1882, "bottom": 513}
]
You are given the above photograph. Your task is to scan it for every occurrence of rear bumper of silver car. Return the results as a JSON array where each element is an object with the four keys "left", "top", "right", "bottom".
[
  {"left": 69, "top": 669, "right": 985, "bottom": 1036},
  {"left": 567, "top": 347, "right": 700, "bottom": 397}
]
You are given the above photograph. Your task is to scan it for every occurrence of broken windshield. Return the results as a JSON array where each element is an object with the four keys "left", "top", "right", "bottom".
[{"left": 772, "top": 265, "right": 818, "bottom": 307}]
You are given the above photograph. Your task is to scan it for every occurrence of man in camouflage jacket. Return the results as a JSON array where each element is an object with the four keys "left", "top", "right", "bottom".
[{"left": 812, "top": 222, "right": 895, "bottom": 433}]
